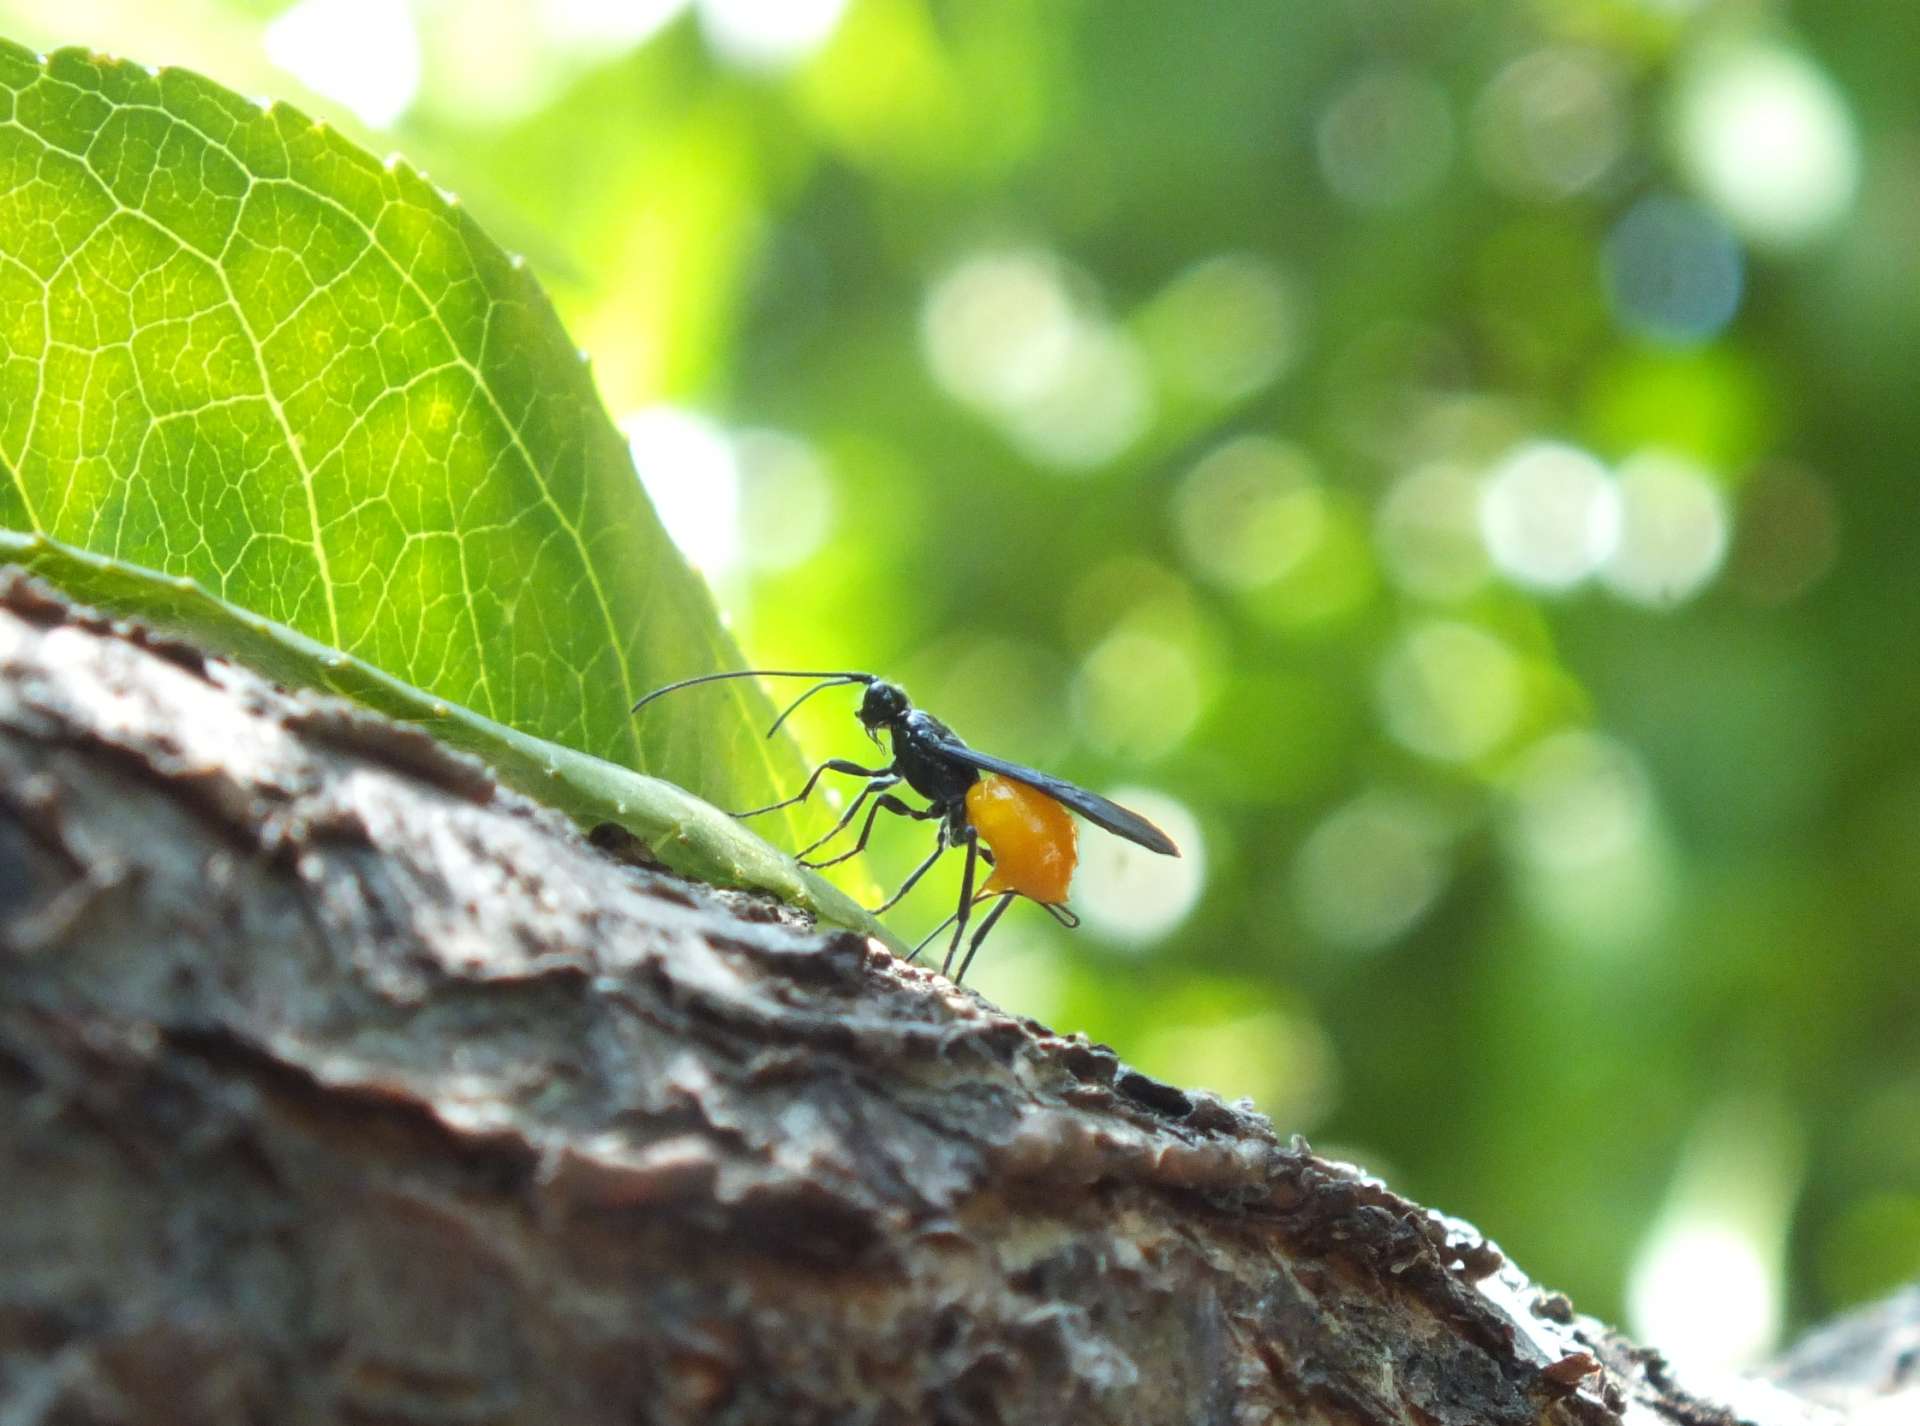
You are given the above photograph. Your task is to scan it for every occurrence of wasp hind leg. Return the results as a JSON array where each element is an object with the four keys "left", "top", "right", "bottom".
[
  {"left": 1040, "top": 901, "right": 1080, "bottom": 930},
  {"left": 952, "top": 891, "right": 1018, "bottom": 985},
  {"left": 907, "top": 889, "right": 1068, "bottom": 980},
  {"left": 937, "top": 831, "right": 987, "bottom": 978}
]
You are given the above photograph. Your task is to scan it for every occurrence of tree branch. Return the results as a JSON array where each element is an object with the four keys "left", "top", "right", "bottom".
[{"left": 0, "top": 570, "right": 1904, "bottom": 1425}]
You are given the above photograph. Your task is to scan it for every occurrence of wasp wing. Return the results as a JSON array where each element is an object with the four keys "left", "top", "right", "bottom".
[{"left": 924, "top": 733, "right": 1181, "bottom": 857}]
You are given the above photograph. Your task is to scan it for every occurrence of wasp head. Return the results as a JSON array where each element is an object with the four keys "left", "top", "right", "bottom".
[{"left": 857, "top": 680, "right": 910, "bottom": 743}]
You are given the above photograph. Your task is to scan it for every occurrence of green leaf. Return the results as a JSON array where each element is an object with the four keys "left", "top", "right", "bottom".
[
  {"left": 0, "top": 42, "right": 873, "bottom": 922},
  {"left": 0, "top": 527, "right": 893, "bottom": 945}
]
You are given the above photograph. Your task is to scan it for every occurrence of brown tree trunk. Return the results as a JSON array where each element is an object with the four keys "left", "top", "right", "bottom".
[{"left": 0, "top": 570, "right": 1907, "bottom": 1426}]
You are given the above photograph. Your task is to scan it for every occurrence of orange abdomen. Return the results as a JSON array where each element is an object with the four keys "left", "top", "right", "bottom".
[{"left": 965, "top": 774, "right": 1078, "bottom": 905}]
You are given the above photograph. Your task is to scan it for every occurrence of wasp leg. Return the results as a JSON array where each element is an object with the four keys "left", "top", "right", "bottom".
[
  {"left": 1041, "top": 902, "right": 1080, "bottom": 930},
  {"left": 907, "top": 902, "right": 965, "bottom": 963},
  {"left": 794, "top": 776, "right": 897, "bottom": 860},
  {"left": 734, "top": 758, "right": 890, "bottom": 819},
  {"left": 804, "top": 792, "right": 936, "bottom": 869},
  {"left": 953, "top": 891, "right": 1018, "bottom": 985},
  {"left": 941, "top": 831, "right": 984, "bottom": 978},
  {"left": 870, "top": 825, "right": 950, "bottom": 914},
  {"left": 906, "top": 890, "right": 999, "bottom": 965}
]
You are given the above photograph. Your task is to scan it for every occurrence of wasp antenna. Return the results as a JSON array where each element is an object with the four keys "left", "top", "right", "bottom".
[
  {"left": 631, "top": 668, "right": 876, "bottom": 715},
  {"left": 765, "top": 677, "right": 861, "bottom": 739}
]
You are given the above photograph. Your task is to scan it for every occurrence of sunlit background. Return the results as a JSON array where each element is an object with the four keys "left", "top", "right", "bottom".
[{"left": 9, "top": 0, "right": 1915, "bottom": 1369}]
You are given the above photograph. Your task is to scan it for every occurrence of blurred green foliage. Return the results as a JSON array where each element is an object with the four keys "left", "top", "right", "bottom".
[{"left": 5, "top": 0, "right": 1914, "bottom": 1355}]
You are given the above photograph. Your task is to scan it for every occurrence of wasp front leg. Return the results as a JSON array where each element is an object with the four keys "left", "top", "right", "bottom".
[
  {"left": 803, "top": 789, "right": 939, "bottom": 869},
  {"left": 793, "top": 776, "right": 898, "bottom": 860},
  {"left": 734, "top": 757, "right": 891, "bottom": 819}
]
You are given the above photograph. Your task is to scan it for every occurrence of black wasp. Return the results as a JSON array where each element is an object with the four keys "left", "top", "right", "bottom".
[{"left": 632, "top": 670, "right": 1180, "bottom": 983}]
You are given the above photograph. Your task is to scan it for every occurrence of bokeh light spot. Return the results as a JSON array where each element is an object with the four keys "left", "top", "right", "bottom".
[
  {"left": 1627, "top": 1100, "right": 1799, "bottom": 1372},
  {"left": 1600, "top": 451, "right": 1730, "bottom": 607},
  {"left": 1074, "top": 789, "right": 1205, "bottom": 942},
  {"left": 1479, "top": 441, "right": 1619, "bottom": 591},
  {"left": 1500, "top": 729, "right": 1674, "bottom": 954},
  {"left": 1504, "top": 731, "right": 1654, "bottom": 873},
  {"left": 1317, "top": 65, "right": 1455, "bottom": 210},
  {"left": 265, "top": 0, "right": 421, "bottom": 128},
  {"left": 1377, "top": 621, "right": 1524, "bottom": 764},
  {"left": 1474, "top": 46, "right": 1626, "bottom": 198},
  {"left": 544, "top": 0, "right": 689, "bottom": 49},
  {"left": 1376, "top": 462, "right": 1490, "bottom": 602},
  {"left": 1242, "top": 502, "right": 1379, "bottom": 632},
  {"left": 1000, "top": 323, "right": 1152, "bottom": 472},
  {"left": 922, "top": 250, "right": 1076, "bottom": 411},
  {"left": 1074, "top": 628, "right": 1203, "bottom": 761},
  {"left": 1141, "top": 254, "right": 1301, "bottom": 403},
  {"left": 1173, "top": 436, "right": 1325, "bottom": 592},
  {"left": 922, "top": 251, "right": 1150, "bottom": 471},
  {"left": 1295, "top": 790, "right": 1448, "bottom": 951},
  {"left": 697, "top": 0, "right": 848, "bottom": 69},
  {"left": 1676, "top": 38, "right": 1859, "bottom": 250},
  {"left": 1604, "top": 195, "right": 1745, "bottom": 345},
  {"left": 1629, "top": 1220, "right": 1776, "bottom": 1369},
  {"left": 624, "top": 406, "right": 740, "bottom": 575},
  {"left": 734, "top": 429, "right": 834, "bottom": 572}
]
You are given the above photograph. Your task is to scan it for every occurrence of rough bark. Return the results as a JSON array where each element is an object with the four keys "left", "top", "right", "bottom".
[{"left": 0, "top": 569, "right": 1906, "bottom": 1426}]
